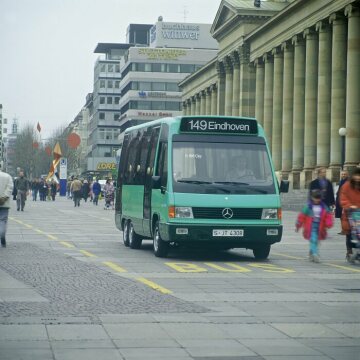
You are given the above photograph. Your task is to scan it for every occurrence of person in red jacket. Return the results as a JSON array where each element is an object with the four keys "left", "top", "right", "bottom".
[
  {"left": 340, "top": 168, "right": 360, "bottom": 262},
  {"left": 296, "top": 189, "right": 334, "bottom": 263}
]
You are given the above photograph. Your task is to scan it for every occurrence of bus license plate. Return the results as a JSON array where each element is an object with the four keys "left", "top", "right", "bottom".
[{"left": 213, "top": 229, "right": 244, "bottom": 237}]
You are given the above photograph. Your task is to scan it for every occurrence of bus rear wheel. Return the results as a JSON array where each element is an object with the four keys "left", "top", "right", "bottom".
[
  {"left": 253, "top": 245, "right": 271, "bottom": 260},
  {"left": 123, "top": 221, "right": 130, "bottom": 247},
  {"left": 129, "top": 222, "right": 142, "bottom": 249},
  {"left": 153, "top": 221, "right": 169, "bottom": 257}
]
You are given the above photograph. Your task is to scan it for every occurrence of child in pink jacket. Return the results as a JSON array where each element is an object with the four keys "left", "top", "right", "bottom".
[{"left": 295, "top": 189, "right": 334, "bottom": 263}]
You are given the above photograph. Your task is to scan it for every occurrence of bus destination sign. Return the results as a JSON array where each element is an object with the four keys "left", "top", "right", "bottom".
[{"left": 180, "top": 117, "right": 258, "bottom": 135}]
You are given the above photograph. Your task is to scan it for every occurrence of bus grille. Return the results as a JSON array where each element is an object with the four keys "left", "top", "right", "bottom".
[{"left": 192, "top": 207, "right": 262, "bottom": 220}]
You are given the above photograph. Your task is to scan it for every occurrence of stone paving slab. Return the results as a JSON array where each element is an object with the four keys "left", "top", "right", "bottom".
[
  {"left": 0, "top": 348, "right": 54, "bottom": 360},
  {"left": 53, "top": 348, "right": 124, "bottom": 360}
]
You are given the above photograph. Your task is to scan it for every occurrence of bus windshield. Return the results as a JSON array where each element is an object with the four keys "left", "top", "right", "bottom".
[{"left": 172, "top": 141, "right": 276, "bottom": 194}]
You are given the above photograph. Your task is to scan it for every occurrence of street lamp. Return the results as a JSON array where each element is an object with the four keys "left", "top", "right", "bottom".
[{"left": 338, "top": 127, "right": 347, "bottom": 169}]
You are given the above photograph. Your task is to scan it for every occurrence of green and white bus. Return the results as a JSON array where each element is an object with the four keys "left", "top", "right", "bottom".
[{"left": 115, "top": 116, "right": 288, "bottom": 259}]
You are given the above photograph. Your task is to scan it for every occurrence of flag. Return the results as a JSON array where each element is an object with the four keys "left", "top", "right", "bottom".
[
  {"left": 37, "top": 122, "right": 41, "bottom": 132},
  {"left": 46, "top": 142, "right": 62, "bottom": 181}
]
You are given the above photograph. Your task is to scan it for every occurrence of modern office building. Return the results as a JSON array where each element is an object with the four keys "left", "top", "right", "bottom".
[
  {"left": 118, "top": 18, "right": 219, "bottom": 136},
  {"left": 179, "top": 0, "right": 360, "bottom": 188}
]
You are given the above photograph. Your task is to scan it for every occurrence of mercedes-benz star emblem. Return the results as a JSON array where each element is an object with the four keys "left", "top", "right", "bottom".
[{"left": 222, "top": 208, "right": 233, "bottom": 219}]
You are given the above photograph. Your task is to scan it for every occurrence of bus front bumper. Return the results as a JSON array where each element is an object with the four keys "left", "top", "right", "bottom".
[{"left": 160, "top": 223, "right": 283, "bottom": 247}]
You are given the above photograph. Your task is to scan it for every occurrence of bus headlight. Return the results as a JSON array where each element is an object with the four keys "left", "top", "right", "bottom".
[
  {"left": 174, "top": 207, "right": 194, "bottom": 218},
  {"left": 261, "top": 208, "right": 278, "bottom": 219}
]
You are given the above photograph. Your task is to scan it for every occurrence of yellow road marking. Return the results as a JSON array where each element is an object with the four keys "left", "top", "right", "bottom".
[
  {"left": 24, "top": 224, "right": 33, "bottom": 229},
  {"left": 103, "top": 261, "right": 127, "bottom": 273},
  {"left": 47, "top": 234, "right": 58, "bottom": 240},
  {"left": 248, "top": 263, "right": 295, "bottom": 273},
  {"left": 34, "top": 229, "right": 46, "bottom": 234},
  {"left": 272, "top": 252, "right": 306, "bottom": 260},
  {"left": 59, "top": 241, "right": 75, "bottom": 248},
  {"left": 323, "top": 263, "right": 360, "bottom": 273},
  {"left": 165, "top": 262, "right": 208, "bottom": 273},
  {"left": 79, "top": 250, "right": 97, "bottom": 258},
  {"left": 136, "top": 277, "right": 172, "bottom": 294},
  {"left": 204, "top": 262, "right": 251, "bottom": 272}
]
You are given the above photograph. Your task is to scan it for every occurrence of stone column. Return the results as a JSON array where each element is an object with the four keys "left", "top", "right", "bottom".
[
  {"left": 224, "top": 57, "right": 234, "bottom": 116},
  {"left": 345, "top": 5, "right": 360, "bottom": 169},
  {"left": 231, "top": 52, "right": 240, "bottom": 116},
  {"left": 182, "top": 101, "right": 187, "bottom": 116},
  {"left": 303, "top": 28, "right": 318, "bottom": 186},
  {"left": 200, "top": 90, "right": 206, "bottom": 115},
  {"left": 187, "top": 99, "right": 192, "bottom": 116},
  {"left": 248, "top": 63, "right": 256, "bottom": 117},
  {"left": 191, "top": 97, "right": 196, "bottom": 115},
  {"left": 281, "top": 41, "right": 294, "bottom": 178},
  {"left": 255, "top": 58, "right": 265, "bottom": 126},
  {"left": 316, "top": 20, "right": 332, "bottom": 170},
  {"left": 216, "top": 62, "right": 226, "bottom": 115},
  {"left": 239, "top": 44, "right": 251, "bottom": 116},
  {"left": 329, "top": 13, "right": 347, "bottom": 178},
  {"left": 195, "top": 94, "right": 201, "bottom": 116},
  {"left": 205, "top": 88, "right": 211, "bottom": 115},
  {"left": 291, "top": 35, "right": 306, "bottom": 189},
  {"left": 210, "top": 84, "right": 218, "bottom": 115},
  {"left": 263, "top": 53, "right": 274, "bottom": 152},
  {"left": 272, "top": 47, "right": 284, "bottom": 171}
]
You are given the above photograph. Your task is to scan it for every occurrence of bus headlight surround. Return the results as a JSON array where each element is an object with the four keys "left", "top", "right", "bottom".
[
  {"left": 261, "top": 208, "right": 278, "bottom": 219},
  {"left": 174, "top": 206, "right": 194, "bottom": 218}
]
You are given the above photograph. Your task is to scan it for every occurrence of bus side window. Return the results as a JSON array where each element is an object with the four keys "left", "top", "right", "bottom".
[
  {"left": 160, "top": 144, "right": 168, "bottom": 188},
  {"left": 117, "top": 134, "right": 130, "bottom": 185},
  {"left": 124, "top": 131, "right": 140, "bottom": 185}
]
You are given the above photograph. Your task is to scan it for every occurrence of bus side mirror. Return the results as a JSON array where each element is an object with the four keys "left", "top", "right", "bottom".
[
  {"left": 279, "top": 180, "right": 289, "bottom": 193},
  {"left": 152, "top": 176, "right": 161, "bottom": 189}
]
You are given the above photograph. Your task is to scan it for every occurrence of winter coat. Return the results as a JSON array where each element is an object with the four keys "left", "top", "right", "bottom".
[
  {"left": 309, "top": 178, "right": 335, "bottom": 208},
  {"left": 296, "top": 202, "right": 334, "bottom": 240},
  {"left": 340, "top": 181, "right": 360, "bottom": 235},
  {"left": 92, "top": 182, "right": 101, "bottom": 196},
  {"left": 335, "top": 178, "right": 348, "bottom": 218}
]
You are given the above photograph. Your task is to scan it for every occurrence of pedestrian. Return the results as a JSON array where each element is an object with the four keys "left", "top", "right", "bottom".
[
  {"left": 50, "top": 180, "right": 57, "bottom": 201},
  {"left": 295, "top": 189, "right": 334, "bottom": 263},
  {"left": 309, "top": 167, "right": 335, "bottom": 209},
  {"left": 335, "top": 170, "right": 349, "bottom": 233},
  {"left": 339, "top": 168, "right": 360, "bottom": 262},
  {"left": 92, "top": 179, "right": 101, "bottom": 206},
  {"left": 14, "top": 170, "right": 30, "bottom": 211},
  {"left": 103, "top": 179, "right": 114, "bottom": 210},
  {"left": 70, "top": 177, "right": 82, "bottom": 207},
  {"left": 82, "top": 180, "right": 90, "bottom": 202},
  {"left": 0, "top": 165, "right": 13, "bottom": 247},
  {"left": 12, "top": 178, "right": 17, "bottom": 200},
  {"left": 39, "top": 178, "right": 48, "bottom": 201},
  {"left": 31, "top": 178, "right": 40, "bottom": 201}
]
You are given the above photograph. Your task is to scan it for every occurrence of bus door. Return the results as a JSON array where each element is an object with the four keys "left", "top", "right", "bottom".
[{"left": 143, "top": 127, "right": 160, "bottom": 236}]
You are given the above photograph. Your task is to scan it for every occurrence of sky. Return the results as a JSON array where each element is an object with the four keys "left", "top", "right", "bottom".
[{"left": 0, "top": 0, "right": 221, "bottom": 138}]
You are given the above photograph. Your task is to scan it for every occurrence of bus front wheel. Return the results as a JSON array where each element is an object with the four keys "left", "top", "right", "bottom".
[
  {"left": 253, "top": 245, "right": 271, "bottom": 260},
  {"left": 123, "top": 221, "right": 130, "bottom": 247},
  {"left": 129, "top": 222, "right": 142, "bottom": 249},
  {"left": 153, "top": 221, "right": 169, "bottom": 257}
]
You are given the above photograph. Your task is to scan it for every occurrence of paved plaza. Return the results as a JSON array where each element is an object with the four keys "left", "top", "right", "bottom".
[{"left": 0, "top": 197, "right": 359, "bottom": 360}]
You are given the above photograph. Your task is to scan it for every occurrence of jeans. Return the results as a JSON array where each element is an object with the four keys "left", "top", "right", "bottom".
[
  {"left": 32, "top": 190, "right": 38, "bottom": 201},
  {"left": 0, "top": 208, "right": 9, "bottom": 240},
  {"left": 93, "top": 194, "right": 99, "bottom": 205},
  {"left": 310, "top": 221, "right": 320, "bottom": 255}
]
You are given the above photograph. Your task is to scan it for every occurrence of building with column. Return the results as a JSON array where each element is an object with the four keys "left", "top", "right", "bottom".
[{"left": 179, "top": 0, "right": 360, "bottom": 188}]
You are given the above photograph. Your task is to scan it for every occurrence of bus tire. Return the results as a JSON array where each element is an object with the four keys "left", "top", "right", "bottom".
[
  {"left": 123, "top": 221, "right": 130, "bottom": 247},
  {"left": 129, "top": 222, "right": 142, "bottom": 249},
  {"left": 253, "top": 245, "right": 271, "bottom": 260},
  {"left": 153, "top": 221, "right": 169, "bottom": 257}
]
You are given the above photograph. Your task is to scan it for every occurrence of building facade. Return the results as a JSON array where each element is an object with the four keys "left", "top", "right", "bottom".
[
  {"left": 179, "top": 0, "right": 360, "bottom": 188},
  {"left": 118, "top": 19, "right": 219, "bottom": 135}
]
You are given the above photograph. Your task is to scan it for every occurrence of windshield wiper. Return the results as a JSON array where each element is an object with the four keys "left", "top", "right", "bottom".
[
  {"left": 177, "top": 179, "right": 213, "bottom": 184},
  {"left": 214, "top": 181, "right": 249, "bottom": 185}
]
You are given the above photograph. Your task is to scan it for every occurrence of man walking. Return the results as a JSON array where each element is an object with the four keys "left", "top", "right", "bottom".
[
  {"left": 0, "top": 166, "right": 13, "bottom": 247},
  {"left": 309, "top": 167, "right": 335, "bottom": 209},
  {"left": 70, "top": 177, "right": 82, "bottom": 207},
  {"left": 14, "top": 170, "right": 30, "bottom": 211}
]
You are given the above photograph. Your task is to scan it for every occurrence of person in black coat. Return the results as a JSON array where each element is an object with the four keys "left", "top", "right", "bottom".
[
  {"left": 309, "top": 167, "right": 335, "bottom": 209},
  {"left": 335, "top": 170, "right": 349, "bottom": 219}
]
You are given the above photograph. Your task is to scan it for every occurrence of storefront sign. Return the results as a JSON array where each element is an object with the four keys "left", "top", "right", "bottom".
[
  {"left": 96, "top": 162, "right": 116, "bottom": 170},
  {"left": 138, "top": 91, "right": 180, "bottom": 99},
  {"left": 137, "top": 111, "right": 173, "bottom": 117},
  {"left": 138, "top": 48, "right": 187, "bottom": 60}
]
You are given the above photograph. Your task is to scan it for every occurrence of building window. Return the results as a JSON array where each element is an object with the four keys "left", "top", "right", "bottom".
[
  {"left": 99, "top": 128, "right": 105, "bottom": 139},
  {"left": 152, "top": 82, "right": 166, "bottom": 91},
  {"left": 99, "top": 112, "right": 105, "bottom": 120},
  {"left": 107, "top": 80, "right": 113, "bottom": 88},
  {"left": 166, "top": 102, "right": 181, "bottom": 111},
  {"left": 115, "top": 64, "right": 120, "bottom": 72},
  {"left": 100, "top": 97, "right": 105, "bottom": 104},
  {"left": 166, "top": 83, "right": 180, "bottom": 92},
  {"left": 152, "top": 101, "right": 166, "bottom": 110},
  {"left": 107, "top": 97, "right": 113, "bottom": 104},
  {"left": 180, "top": 64, "right": 195, "bottom": 73},
  {"left": 114, "top": 97, "right": 120, "bottom": 105},
  {"left": 139, "top": 82, "right": 151, "bottom": 91},
  {"left": 114, "top": 114, "right": 120, "bottom": 121},
  {"left": 100, "top": 80, "right": 105, "bottom": 88},
  {"left": 115, "top": 80, "right": 120, "bottom": 88},
  {"left": 108, "top": 64, "right": 114, "bottom": 72},
  {"left": 168, "top": 64, "right": 179, "bottom": 73},
  {"left": 100, "top": 64, "right": 106, "bottom": 72}
]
